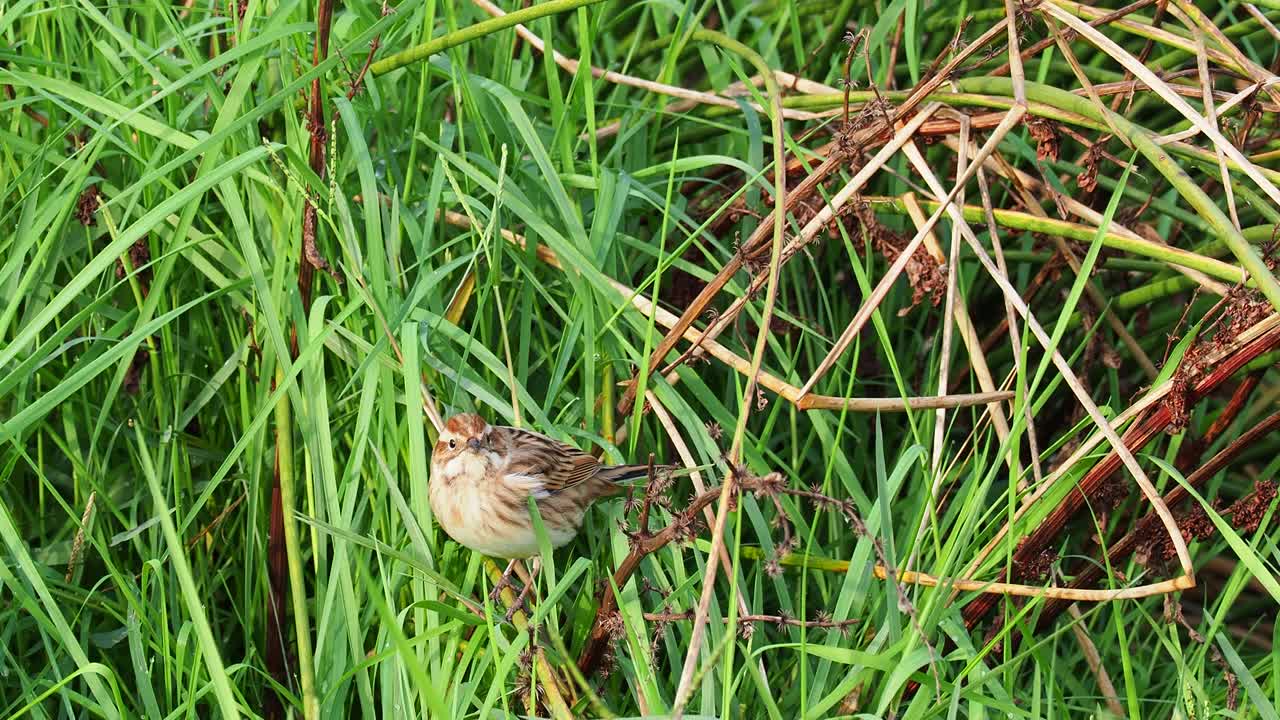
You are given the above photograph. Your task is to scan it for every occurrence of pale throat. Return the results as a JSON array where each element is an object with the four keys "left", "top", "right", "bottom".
[{"left": 441, "top": 450, "right": 501, "bottom": 485}]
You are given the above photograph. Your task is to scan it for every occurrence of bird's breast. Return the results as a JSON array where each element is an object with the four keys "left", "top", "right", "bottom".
[{"left": 428, "top": 458, "right": 582, "bottom": 559}]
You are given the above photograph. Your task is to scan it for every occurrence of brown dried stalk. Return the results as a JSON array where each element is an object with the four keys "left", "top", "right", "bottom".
[
  {"left": 345, "top": 0, "right": 390, "bottom": 101},
  {"left": 265, "top": 446, "right": 289, "bottom": 720},
  {"left": 1033, "top": 407, "right": 1280, "bottom": 631},
  {"left": 297, "top": 0, "right": 340, "bottom": 312},
  {"left": 1108, "top": 0, "right": 1169, "bottom": 113},
  {"left": 962, "top": 321, "right": 1280, "bottom": 630},
  {"left": 267, "top": 0, "right": 337, "bottom": 716},
  {"left": 577, "top": 469, "right": 772, "bottom": 675},
  {"left": 910, "top": 79, "right": 1280, "bottom": 139},
  {"left": 798, "top": 108, "right": 1027, "bottom": 398},
  {"left": 575, "top": 460, "right": 941, "bottom": 691},
  {"left": 470, "top": 0, "right": 823, "bottom": 124},
  {"left": 577, "top": 467, "right": 921, "bottom": 682},
  {"left": 658, "top": 104, "right": 946, "bottom": 378},
  {"left": 986, "top": 0, "right": 1158, "bottom": 79},
  {"left": 439, "top": 210, "right": 1012, "bottom": 415},
  {"left": 3, "top": 81, "right": 50, "bottom": 127},
  {"left": 616, "top": 18, "right": 1014, "bottom": 417},
  {"left": 644, "top": 610, "right": 860, "bottom": 633},
  {"left": 1174, "top": 371, "right": 1263, "bottom": 468},
  {"left": 186, "top": 492, "right": 247, "bottom": 548}
]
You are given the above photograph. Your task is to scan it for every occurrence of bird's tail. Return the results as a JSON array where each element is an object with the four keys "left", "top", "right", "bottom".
[
  {"left": 598, "top": 463, "right": 670, "bottom": 485},
  {"left": 597, "top": 462, "right": 721, "bottom": 495}
]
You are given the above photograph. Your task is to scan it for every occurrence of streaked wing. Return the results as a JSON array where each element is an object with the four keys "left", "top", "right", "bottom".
[{"left": 499, "top": 426, "right": 601, "bottom": 494}]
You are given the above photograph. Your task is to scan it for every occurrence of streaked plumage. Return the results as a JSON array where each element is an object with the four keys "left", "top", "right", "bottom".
[{"left": 429, "top": 413, "right": 655, "bottom": 559}]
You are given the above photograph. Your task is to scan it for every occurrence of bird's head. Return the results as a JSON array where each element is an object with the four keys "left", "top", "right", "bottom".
[{"left": 433, "top": 412, "right": 492, "bottom": 464}]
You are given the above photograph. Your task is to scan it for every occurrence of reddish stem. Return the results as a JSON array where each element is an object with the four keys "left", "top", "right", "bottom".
[
  {"left": 577, "top": 475, "right": 765, "bottom": 676},
  {"left": 962, "top": 323, "right": 1280, "bottom": 630},
  {"left": 1035, "top": 408, "right": 1280, "bottom": 630},
  {"left": 267, "top": 0, "right": 335, "bottom": 715}
]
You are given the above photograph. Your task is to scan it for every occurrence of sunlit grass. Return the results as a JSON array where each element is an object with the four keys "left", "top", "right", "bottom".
[{"left": 3, "top": 1, "right": 1279, "bottom": 718}]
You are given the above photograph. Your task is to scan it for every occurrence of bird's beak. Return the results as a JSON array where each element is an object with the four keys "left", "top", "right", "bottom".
[{"left": 467, "top": 437, "right": 482, "bottom": 451}]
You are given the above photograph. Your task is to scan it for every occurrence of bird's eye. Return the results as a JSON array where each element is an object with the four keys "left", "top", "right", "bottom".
[{"left": 448, "top": 439, "right": 456, "bottom": 449}]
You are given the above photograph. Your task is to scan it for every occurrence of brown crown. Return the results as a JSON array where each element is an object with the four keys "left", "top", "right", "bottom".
[{"left": 444, "top": 413, "right": 487, "bottom": 437}]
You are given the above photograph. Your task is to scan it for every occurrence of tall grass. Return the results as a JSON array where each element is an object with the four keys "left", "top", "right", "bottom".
[{"left": 3, "top": 1, "right": 1279, "bottom": 718}]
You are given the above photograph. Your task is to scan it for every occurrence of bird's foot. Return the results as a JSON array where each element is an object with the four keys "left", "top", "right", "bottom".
[
  {"left": 488, "top": 582, "right": 509, "bottom": 605},
  {"left": 489, "top": 558, "right": 519, "bottom": 604},
  {"left": 504, "top": 580, "right": 535, "bottom": 624}
]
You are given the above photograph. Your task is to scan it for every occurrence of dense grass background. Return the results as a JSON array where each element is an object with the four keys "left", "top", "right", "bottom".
[{"left": 3, "top": 0, "right": 1280, "bottom": 717}]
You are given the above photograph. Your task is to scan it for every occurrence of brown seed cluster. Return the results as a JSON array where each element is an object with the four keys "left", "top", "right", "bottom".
[
  {"left": 74, "top": 185, "right": 101, "bottom": 226},
  {"left": 1224, "top": 480, "right": 1277, "bottom": 534}
]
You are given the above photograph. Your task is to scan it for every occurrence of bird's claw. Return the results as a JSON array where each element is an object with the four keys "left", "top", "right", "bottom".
[
  {"left": 489, "top": 559, "right": 518, "bottom": 604},
  {"left": 504, "top": 580, "right": 535, "bottom": 624},
  {"left": 503, "top": 597, "right": 525, "bottom": 624},
  {"left": 488, "top": 580, "right": 509, "bottom": 604}
]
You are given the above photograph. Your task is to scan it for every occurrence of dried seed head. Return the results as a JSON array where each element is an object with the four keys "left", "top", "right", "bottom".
[
  {"left": 1225, "top": 481, "right": 1276, "bottom": 534},
  {"left": 602, "top": 611, "right": 626, "bottom": 641},
  {"left": 75, "top": 185, "right": 101, "bottom": 226}
]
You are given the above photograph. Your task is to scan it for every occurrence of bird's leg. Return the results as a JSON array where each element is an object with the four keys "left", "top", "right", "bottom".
[
  {"left": 505, "top": 557, "right": 541, "bottom": 623},
  {"left": 489, "top": 558, "right": 519, "bottom": 603}
]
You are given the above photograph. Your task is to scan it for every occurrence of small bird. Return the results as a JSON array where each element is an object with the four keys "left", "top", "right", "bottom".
[{"left": 429, "top": 412, "right": 663, "bottom": 613}]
